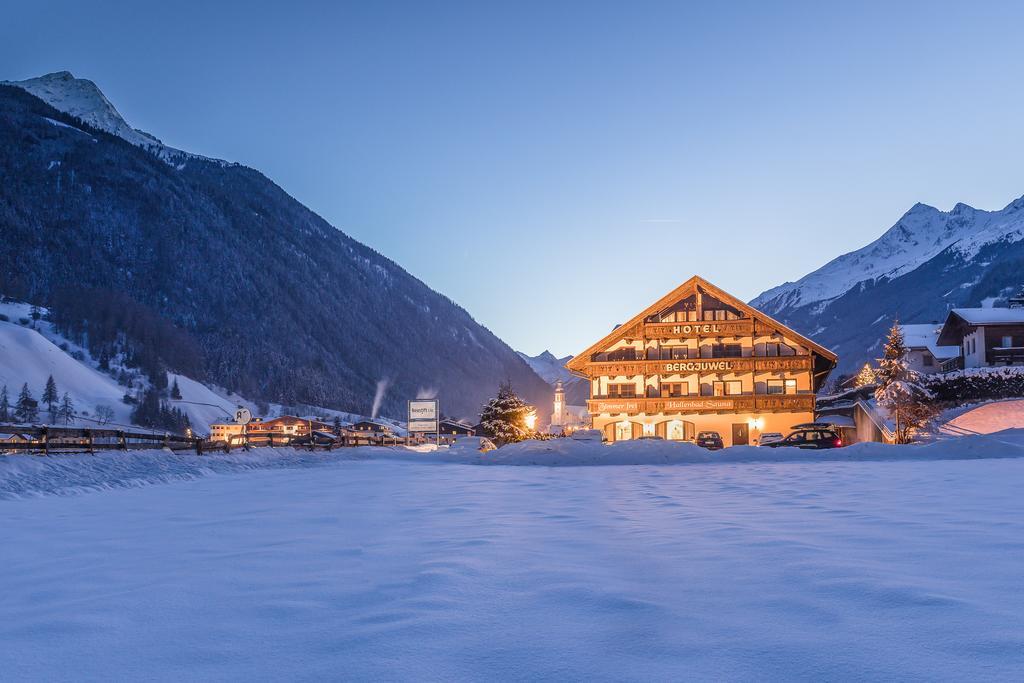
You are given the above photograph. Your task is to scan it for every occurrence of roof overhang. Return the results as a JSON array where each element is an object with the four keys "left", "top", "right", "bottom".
[{"left": 565, "top": 275, "right": 837, "bottom": 376}]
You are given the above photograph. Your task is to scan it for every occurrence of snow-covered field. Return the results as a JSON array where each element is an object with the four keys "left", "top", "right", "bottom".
[{"left": 3, "top": 437, "right": 1024, "bottom": 680}]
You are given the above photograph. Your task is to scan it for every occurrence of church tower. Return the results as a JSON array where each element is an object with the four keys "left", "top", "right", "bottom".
[{"left": 551, "top": 380, "right": 566, "bottom": 427}]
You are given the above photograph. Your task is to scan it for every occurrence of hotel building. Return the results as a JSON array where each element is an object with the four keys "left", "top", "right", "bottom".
[{"left": 566, "top": 276, "right": 837, "bottom": 446}]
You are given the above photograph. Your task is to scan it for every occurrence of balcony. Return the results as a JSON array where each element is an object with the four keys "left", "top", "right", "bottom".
[
  {"left": 580, "top": 355, "right": 812, "bottom": 378},
  {"left": 587, "top": 393, "right": 816, "bottom": 415},
  {"left": 990, "top": 348, "right": 1024, "bottom": 366}
]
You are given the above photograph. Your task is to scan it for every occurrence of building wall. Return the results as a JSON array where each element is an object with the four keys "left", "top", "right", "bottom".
[
  {"left": 964, "top": 328, "right": 987, "bottom": 368},
  {"left": 906, "top": 348, "right": 941, "bottom": 375},
  {"left": 592, "top": 410, "right": 813, "bottom": 447}
]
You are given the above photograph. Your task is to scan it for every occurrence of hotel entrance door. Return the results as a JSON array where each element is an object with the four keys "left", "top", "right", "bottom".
[{"left": 731, "top": 423, "right": 749, "bottom": 446}]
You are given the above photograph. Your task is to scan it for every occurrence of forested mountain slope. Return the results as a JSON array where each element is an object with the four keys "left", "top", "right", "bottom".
[{"left": 0, "top": 75, "right": 549, "bottom": 420}]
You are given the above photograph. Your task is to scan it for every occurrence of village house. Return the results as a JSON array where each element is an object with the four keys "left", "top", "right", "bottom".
[
  {"left": 566, "top": 275, "right": 837, "bottom": 446},
  {"left": 899, "top": 323, "right": 960, "bottom": 375},
  {"left": 936, "top": 301, "right": 1024, "bottom": 371},
  {"left": 248, "top": 415, "right": 333, "bottom": 439}
]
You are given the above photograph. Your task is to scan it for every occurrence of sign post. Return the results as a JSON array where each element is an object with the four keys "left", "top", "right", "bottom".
[
  {"left": 407, "top": 399, "right": 439, "bottom": 446},
  {"left": 234, "top": 407, "right": 252, "bottom": 449}
]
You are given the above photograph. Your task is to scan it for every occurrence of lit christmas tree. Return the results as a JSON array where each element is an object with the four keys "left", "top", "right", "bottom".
[
  {"left": 854, "top": 363, "right": 877, "bottom": 387},
  {"left": 479, "top": 381, "right": 536, "bottom": 445}
]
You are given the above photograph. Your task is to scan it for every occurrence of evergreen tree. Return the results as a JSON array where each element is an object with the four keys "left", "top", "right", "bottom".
[
  {"left": 479, "top": 381, "right": 536, "bottom": 445},
  {"left": 0, "top": 384, "right": 9, "bottom": 422},
  {"left": 58, "top": 392, "right": 75, "bottom": 425},
  {"left": 15, "top": 383, "right": 38, "bottom": 423},
  {"left": 42, "top": 374, "right": 58, "bottom": 417},
  {"left": 875, "top": 321, "right": 936, "bottom": 444},
  {"left": 854, "top": 363, "right": 877, "bottom": 388},
  {"left": 171, "top": 378, "right": 182, "bottom": 400},
  {"left": 30, "top": 304, "right": 41, "bottom": 322}
]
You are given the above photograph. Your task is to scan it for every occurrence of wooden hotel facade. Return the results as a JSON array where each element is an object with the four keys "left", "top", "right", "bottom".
[{"left": 567, "top": 276, "right": 837, "bottom": 446}]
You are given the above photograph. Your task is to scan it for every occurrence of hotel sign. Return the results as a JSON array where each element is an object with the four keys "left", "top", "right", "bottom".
[
  {"left": 407, "top": 399, "right": 439, "bottom": 433},
  {"left": 645, "top": 320, "right": 754, "bottom": 338},
  {"left": 663, "top": 360, "right": 733, "bottom": 373},
  {"left": 664, "top": 398, "right": 735, "bottom": 411}
]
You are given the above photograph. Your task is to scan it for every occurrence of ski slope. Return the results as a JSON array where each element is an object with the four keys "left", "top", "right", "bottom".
[
  {"left": 2, "top": 438, "right": 1024, "bottom": 679},
  {"left": 0, "top": 316, "right": 130, "bottom": 425}
]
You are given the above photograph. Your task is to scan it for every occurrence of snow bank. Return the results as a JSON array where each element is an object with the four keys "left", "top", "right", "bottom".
[{"left": 4, "top": 430, "right": 1024, "bottom": 499}]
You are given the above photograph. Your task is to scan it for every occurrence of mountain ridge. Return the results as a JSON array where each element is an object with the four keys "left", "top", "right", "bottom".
[
  {"left": 0, "top": 73, "right": 550, "bottom": 421},
  {"left": 751, "top": 194, "right": 1024, "bottom": 376}
]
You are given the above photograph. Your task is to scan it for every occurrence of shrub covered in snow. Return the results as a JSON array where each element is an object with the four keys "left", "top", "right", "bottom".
[{"left": 925, "top": 367, "right": 1024, "bottom": 403}]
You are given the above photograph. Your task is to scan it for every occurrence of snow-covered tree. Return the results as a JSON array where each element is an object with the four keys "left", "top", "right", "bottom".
[
  {"left": 875, "top": 321, "right": 936, "bottom": 444},
  {"left": 0, "top": 385, "right": 9, "bottom": 422},
  {"left": 42, "top": 374, "right": 58, "bottom": 419},
  {"left": 15, "top": 383, "right": 38, "bottom": 423},
  {"left": 854, "top": 363, "right": 877, "bottom": 387},
  {"left": 57, "top": 392, "right": 75, "bottom": 425},
  {"left": 479, "top": 381, "right": 536, "bottom": 445}
]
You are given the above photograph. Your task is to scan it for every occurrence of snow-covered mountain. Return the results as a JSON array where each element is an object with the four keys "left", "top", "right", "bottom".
[
  {"left": 517, "top": 351, "right": 590, "bottom": 406},
  {"left": 751, "top": 194, "right": 1024, "bottom": 376},
  {"left": 2, "top": 71, "right": 229, "bottom": 167},
  {"left": 0, "top": 73, "right": 552, "bottom": 421},
  {"left": 518, "top": 351, "right": 576, "bottom": 385}
]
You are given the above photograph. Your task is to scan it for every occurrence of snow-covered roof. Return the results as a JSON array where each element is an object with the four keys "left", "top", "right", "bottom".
[
  {"left": 899, "top": 323, "right": 960, "bottom": 360},
  {"left": 950, "top": 308, "right": 1024, "bottom": 325},
  {"left": 816, "top": 415, "right": 855, "bottom": 428}
]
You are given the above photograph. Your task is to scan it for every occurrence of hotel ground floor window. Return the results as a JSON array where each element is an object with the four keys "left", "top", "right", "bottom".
[
  {"left": 614, "top": 421, "right": 637, "bottom": 441},
  {"left": 656, "top": 419, "right": 695, "bottom": 441},
  {"left": 766, "top": 378, "right": 798, "bottom": 395},
  {"left": 713, "top": 380, "right": 743, "bottom": 396}
]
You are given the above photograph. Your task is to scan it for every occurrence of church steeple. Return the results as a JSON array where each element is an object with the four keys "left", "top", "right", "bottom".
[{"left": 552, "top": 380, "right": 565, "bottom": 426}]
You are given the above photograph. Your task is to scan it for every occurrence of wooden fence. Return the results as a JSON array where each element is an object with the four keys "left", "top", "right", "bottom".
[{"left": 0, "top": 424, "right": 201, "bottom": 455}]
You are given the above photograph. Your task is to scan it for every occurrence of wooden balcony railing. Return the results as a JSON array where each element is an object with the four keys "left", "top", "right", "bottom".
[
  {"left": 579, "top": 355, "right": 812, "bottom": 378},
  {"left": 587, "top": 393, "right": 816, "bottom": 415}
]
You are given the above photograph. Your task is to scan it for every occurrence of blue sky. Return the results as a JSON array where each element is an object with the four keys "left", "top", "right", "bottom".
[{"left": 5, "top": 1, "right": 1024, "bottom": 356}]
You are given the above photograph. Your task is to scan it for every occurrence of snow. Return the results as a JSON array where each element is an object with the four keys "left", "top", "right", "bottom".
[
  {"left": 4, "top": 71, "right": 234, "bottom": 169},
  {"left": 517, "top": 349, "right": 577, "bottom": 385},
  {"left": 899, "top": 322, "right": 960, "bottom": 359},
  {"left": 938, "top": 399, "right": 1024, "bottom": 437},
  {"left": 950, "top": 307, "right": 1024, "bottom": 325},
  {"left": 752, "top": 195, "right": 1024, "bottom": 314},
  {"left": 0, "top": 316, "right": 130, "bottom": 426},
  {"left": 2, "top": 437, "right": 1024, "bottom": 679}
]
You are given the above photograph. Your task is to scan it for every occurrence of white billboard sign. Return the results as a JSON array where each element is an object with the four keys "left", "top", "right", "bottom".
[{"left": 408, "top": 399, "right": 439, "bottom": 433}]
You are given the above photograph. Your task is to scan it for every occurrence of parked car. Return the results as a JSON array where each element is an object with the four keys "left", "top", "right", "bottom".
[
  {"left": 763, "top": 426, "right": 843, "bottom": 449},
  {"left": 570, "top": 429, "right": 603, "bottom": 442},
  {"left": 696, "top": 431, "right": 724, "bottom": 450},
  {"left": 757, "top": 432, "right": 785, "bottom": 446}
]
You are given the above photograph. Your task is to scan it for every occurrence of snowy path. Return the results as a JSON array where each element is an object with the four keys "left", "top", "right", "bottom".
[{"left": 2, "top": 455, "right": 1024, "bottom": 680}]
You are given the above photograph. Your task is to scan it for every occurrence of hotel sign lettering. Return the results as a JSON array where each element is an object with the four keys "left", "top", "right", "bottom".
[
  {"left": 592, "top": 400, "right": 641, "bottom": 413},
  {"left": 664, "top": 398, "right": 735, "bottom": 411},
  {"left": 664, "top": 360, "right": 732, "bottom": 373},
  {"left": 645, "top": 320, "right": 753, "bottom": 338}
]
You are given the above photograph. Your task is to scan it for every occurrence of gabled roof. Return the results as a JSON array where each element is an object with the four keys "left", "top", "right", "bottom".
[
  {"left": 899, "top": 323, "right": 960, "bottom": 360},
  {"left": 950, "top": 308, "right": 1024, "bottom": 325},
  {"left": 566, "top": 275, "right": 837, "bottom": 373},
  {"left": 937, "top": 307, "right": 1024, "bottom": 345}
]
